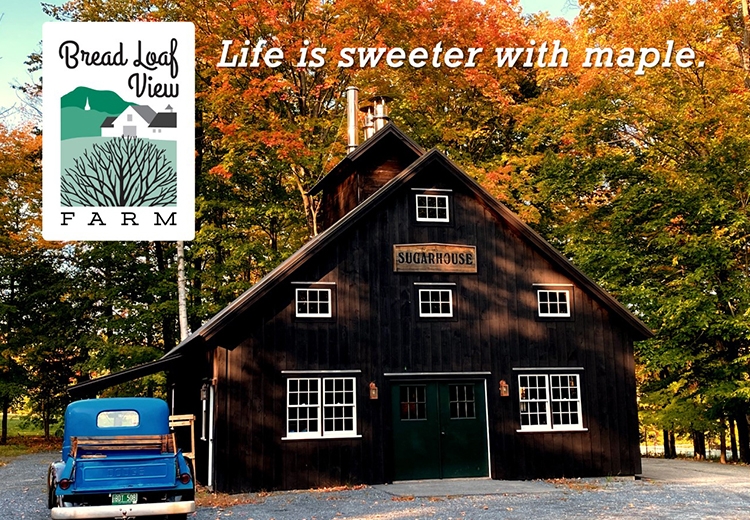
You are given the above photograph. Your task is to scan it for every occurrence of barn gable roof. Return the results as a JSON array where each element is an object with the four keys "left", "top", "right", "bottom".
[
  {"left": 69, "top": 130, "right": 652, "bottom": 397},
  {"left": 131, "top": 105, "right": 157, "bottom": 123},
  {"left": 309, "top": 123, "right": 424, "bottom": 196}
]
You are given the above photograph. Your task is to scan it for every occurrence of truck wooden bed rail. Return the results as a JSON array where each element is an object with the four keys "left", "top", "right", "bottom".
[{"left": 71, "top": 434, "right": 176, "bottom": 457}]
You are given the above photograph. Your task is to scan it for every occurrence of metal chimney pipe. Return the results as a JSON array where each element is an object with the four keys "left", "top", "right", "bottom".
[
  {"left": 345, "top": 86, "right": 359, "bottom": 153},
  {"left": 371, "top": 96, "right": 392, "bottom": 131},
  {"left": 361, "top": 104, "right": 375, "bottom": 140}
]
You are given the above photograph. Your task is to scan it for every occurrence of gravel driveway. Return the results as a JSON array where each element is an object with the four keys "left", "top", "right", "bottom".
[{"left": 4, "top": 452, "right": 750, "bottom": 520}]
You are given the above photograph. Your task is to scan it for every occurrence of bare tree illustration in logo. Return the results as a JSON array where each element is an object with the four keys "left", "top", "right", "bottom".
[{"left": 61, "top": 138, "right": 177, "bottom": 207}]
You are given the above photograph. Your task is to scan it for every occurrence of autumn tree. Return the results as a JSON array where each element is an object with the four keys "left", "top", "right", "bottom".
[
  {"left": 0, "top": 123, "right": 79, "bottom": 439},
  {"left": 504, "top": 0, "right": 750, "bottom": 459}
]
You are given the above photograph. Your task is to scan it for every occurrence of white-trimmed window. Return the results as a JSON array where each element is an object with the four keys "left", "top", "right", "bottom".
[
  {"left": 537, "top": 289, "right": 570, "bottom": 317},
  {"left": 296, "top": 288, "right": 332, "bottom": 317},
  {"left": 418, "top": 288, "right": 453, "bottom": 317},
  {"left": 416, "top": 194, "right": 450, "bottom": 222},
  {"left": 518, "top": 373, "right": 582, "bottom": 431},
  {"left": 286, "top": 377, "right": 357, "bottom": 439}
]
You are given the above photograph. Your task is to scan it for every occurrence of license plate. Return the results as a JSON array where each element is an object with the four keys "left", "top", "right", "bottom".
[{"left": 112, "top": 493, "right": 138, "bottom": 505}]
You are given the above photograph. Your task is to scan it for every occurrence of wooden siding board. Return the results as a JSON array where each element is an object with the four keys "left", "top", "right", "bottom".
[
  {"left": 602, "top": 308, "right": 621, "bottom": 475},
  {"left": 237, "top": 340, "right": 250, "bottom": 490},
  {"left": 581, "top": 292, "right": 599, "bottom": 475},
  {"left": 493, "top": 207, "right": 512, "bottom": 480},
  {"left": 273, "top": 315, "right": 287, "bottom": 490},
  {"left": 620, "top": 326, "right": 640, "bottom": 475},
  {"left": 593, "top": 304, "right": 611, "bottom": 475},
  {"left": 614, "top": 322, "right": 631, "bottom": 475},
  {"left": 625, "top": 330, "right": 642, "bottom": 475},
  {"left": 214, "top": 347, "right": 229, "bottom": 492}
]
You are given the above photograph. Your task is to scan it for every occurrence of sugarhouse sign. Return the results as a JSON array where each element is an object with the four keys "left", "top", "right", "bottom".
[{"left": 42, "top": 22, "right": 195, "bottom": 241}]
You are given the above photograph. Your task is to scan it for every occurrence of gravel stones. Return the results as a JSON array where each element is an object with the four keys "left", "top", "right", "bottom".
[{"left": 4, "top": 454, "right": 750, "bottom": 520}]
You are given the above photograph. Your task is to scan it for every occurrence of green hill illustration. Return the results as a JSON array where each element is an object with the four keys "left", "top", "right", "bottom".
[{"left": 60, "top": 87, "right": 134, "bottom": 140}]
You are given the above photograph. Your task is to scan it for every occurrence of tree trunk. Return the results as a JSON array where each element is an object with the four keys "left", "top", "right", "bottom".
[
  {"left": 720, "top": 421, "right": 727, "bottom": 464},
  {"left": 154, "top": 241, "right": 176, "bottom": 351},
  {"left": 177, "top": 241, "right": 189, "bottom": 342},
  {"left": 43, "top": 402, "right": 50, "bottom": 440},
  {"left": 292, "top": 166, "right": 319, "bottom": 237},
  {"left": 692, "top": 430, "right": 706, "bottom": 460},
  {"left": 190, "top": 257, "right": 202, "bottom": 332},
  {"left": 663, "top": 429, "right": 674, "bottom": 458},
  {"left": 669, "top": 431, "right": 677, "bottom": 458},
  {"left": 1, "top": 397, "right": 8, "bottom": 445},
  {"left": 733, "top": 413, "right": 750, "bottom": 463},
  {"left": 730, "top": 417, "right": 738, "bottom": 462}
]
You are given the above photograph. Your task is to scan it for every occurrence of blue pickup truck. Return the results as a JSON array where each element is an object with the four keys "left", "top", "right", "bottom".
[{"left": 47, "top": 397, "right": 196, "bottom": 519}]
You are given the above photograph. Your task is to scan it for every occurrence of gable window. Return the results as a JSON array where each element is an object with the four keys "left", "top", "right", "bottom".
[
  {"left": 416, "top": 194, "right": 450, "bottom": 222},
  {"left": 518, "top": 373, "right": 583, "bottom": 431},
  {"left": 127, "top": 114, "right": 133, "bottom": 122},
  {"left": 296, "top": 288, "right": 332, "bottom": 318},
  {"left": 286, "top": 377, "right": 357, "bottom": 439},
  {"left": 418, "top": 288, "right": 453, "bottom": 317},
  {"left": 537, "top": 289, "right": 570, "bottom": 317}
]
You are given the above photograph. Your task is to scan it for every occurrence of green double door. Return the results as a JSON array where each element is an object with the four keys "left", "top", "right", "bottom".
[{"left": 391, "top": 381, "right": 489, "bottom": 480}]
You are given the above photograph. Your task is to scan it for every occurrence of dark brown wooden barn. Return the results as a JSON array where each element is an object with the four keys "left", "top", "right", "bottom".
[{"left": 72, "top": 121, "right": 652, "bottom": 493}]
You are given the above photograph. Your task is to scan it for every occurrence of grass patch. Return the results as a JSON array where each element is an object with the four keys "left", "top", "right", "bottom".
[
  {"left": 5, "top": 415, "right": 62, "bottom": 437},
  {"left": 0, "top": 415, "right": 62, "bottom": 462}
]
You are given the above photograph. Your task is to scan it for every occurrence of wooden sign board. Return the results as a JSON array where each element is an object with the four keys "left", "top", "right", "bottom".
[{"left": 393, "top": 243, "right": 477, "bottom": 273}]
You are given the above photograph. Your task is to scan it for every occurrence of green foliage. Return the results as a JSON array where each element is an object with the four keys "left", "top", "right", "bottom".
[{"left": 504, "top": 0, "right": 750, "bottom": 440}]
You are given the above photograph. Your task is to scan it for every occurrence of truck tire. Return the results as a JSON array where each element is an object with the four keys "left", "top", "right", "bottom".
[
  {"left": 47, "top": 483, "right": 56, "bottom": 510},
  {"left": 47, "top": 469, "right": 58, "bottom": 510}
]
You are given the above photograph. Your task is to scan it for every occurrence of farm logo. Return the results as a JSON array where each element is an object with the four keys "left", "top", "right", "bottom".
[{"left": 43, "top": 23, "right": 195, "bottom": 240}]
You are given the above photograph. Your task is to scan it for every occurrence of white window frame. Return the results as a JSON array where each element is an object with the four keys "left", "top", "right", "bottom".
[
  {"left": 415, "top": 194, "right": 450, "bottom": 222},
  {"left": 295, "top": 288, "right": 332, "bottom": 318},
  {"left": 286, "top": 378, "right": 321, "bottom": 439},
  {"left": 285, "top": 377, "right": 358, "bottom": 440},
  {"left": 518, "top": 373, "right": 583, "bottom": 432},
  {"left": 418, "top": 288, "right": 453, "bottom": 317},
  {"left": 537, "top": 289, "right": 571, "bottom": 317}
]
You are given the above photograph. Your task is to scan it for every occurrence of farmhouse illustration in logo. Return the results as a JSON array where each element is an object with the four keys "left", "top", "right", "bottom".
[{"left": 60, "top": 86, "right": 177, "bottom": 207}]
